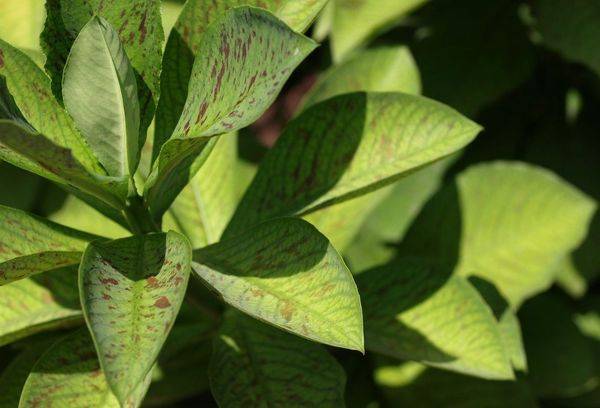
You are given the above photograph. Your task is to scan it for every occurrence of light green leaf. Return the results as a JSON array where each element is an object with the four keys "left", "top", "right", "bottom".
[
  {"left": 0, "top": 205, "right": 96, "bottom": 285},
  {"left": 63, "top": 16, "right": 141, "bottom": 178},
  {"left": 192, "top": 217, "right": 364, "bottom": 351},
  {"left": 210, "top": 311, "right": 346, "bottom": 407},
  {"left": 402, "top": 162, "right": 597, "bottom": 307},
  {"left": 154, "top": 0, "right": 328, "bottom": 157},
  {"left": 0, "top": 269, "right": 82, "bottom": 347},
  {"left": 520, "top": 293, "right": 599, "bottom": 399},
  {"left": 533, "top": 0, "right": 600, "bottom": 77},
  {"left": 0, "top": 338, "right": 56, "bottom": 408},
  {"left": 357, "top": 258, "right": 513, "bottom": 379},
  {"left": 41, "top": 0, "right": 164, "bottom": 128},
  {"left": 145, "top": 7, "right": 317, "bottom": 220},
  {"left": 226, "top": 92, "right": 482, "bottom": 237},
  {"left": 331, "top": 0, "right": 428, "bottom": 61},
  {"left": 0, "top": 0, "right": 45, "bottom": 52},
  {"left": 303, "top": 46, "right": 421, "bottom": 109},
  {"left": 163, "top": 134, "right": 239, "bottom": 247},
  {"left": 0, "top": 39, "right": 102, "bottom": 174},
  {"left": 375, "top": 362, "right": 537, "bottom": 407},
  {"left": 0, "top": 120, "right": 128, "bottom": 210},
  {"left": 79, "top": 231, "right": 191, "bottom": 404},
  {"left": 19, "top": 328, "right": 152, "bottom": 408}
]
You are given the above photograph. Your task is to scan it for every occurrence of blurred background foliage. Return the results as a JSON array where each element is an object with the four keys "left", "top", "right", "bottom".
[{"left": 0, "top": 0, "right": 598, "bottom": 406}]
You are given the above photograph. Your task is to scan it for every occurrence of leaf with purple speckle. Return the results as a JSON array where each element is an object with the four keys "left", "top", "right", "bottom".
[
  {"left": 19, "top": 328, "right": 152, "bottom": 408},
  {"left": 79, "top": 231, "right": 191, "bottom": 404},
  {"left": 210, "top": 311, "right": 346, "bottom": 407},
  {"left": 144, "top": 7, "right": 316, "bottom": 220},
  {"left": 192, "top": 217, "right": 364, "bottom": 351}
]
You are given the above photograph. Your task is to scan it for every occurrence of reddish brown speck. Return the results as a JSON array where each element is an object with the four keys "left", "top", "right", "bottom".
[
  {"left": 146, "top": 276, "right": 159, "bottom": 288},
  {"left": 154, "top": 296, "right": 171, "bottom": 309},
  {"left": 99, "top": 277, "right": 119, "bottom": 286},
  {"left": 0, "top": 49, "right": 4, "bottom": 68}
]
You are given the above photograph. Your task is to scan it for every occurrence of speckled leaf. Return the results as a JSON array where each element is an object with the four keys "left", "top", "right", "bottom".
[
  {"left": 41, "top": 0, "right": 163, "bottom": 129},
  {"left": 154, "top": 0, "right": 327, "bottom": 157},
  {"left": 163, "top": 134, "right": 239, "bottom": 248},
  {"left": 225, "top": 92, "right": 482, "bottom": 237},
  {"left": 0, "top": 39, "right": 102, "bottom": 174},
  {"left": 0, "top": 120, "right": 128, "bottom": 210},
  {"left": 401, "top": 162, "right": 596, "bottom": 307},
  {"left": 63, "top": 16, "right": 141, "bottom": 178},
  {"left": 210, "top": 311, "right": 346, "bottom": 407},
  {"left": 357, "top": 258, "right": 513, "bottom": 379},
  {"left": 303, "top": 46, "right": 421, "bottom": 109},
  {"left": 192, "top": 217, "right": 363, "bottom": 351},
  {"left": 19, "top": 328, "right": 152, "bottom": 408},
  {"left": 331, "top": 0, "right": 428, "bottom": 61},
  {"left": 79, "top": 231, "right": 192, "bottom": 404},
  {"left": 0, "top": 269, "right": 82, "bottom": 347},
  {"left": 145, "top": 7, "right": 316, "bottom": 219},
  {"left": 0, "top": 205, "right": 97, "bottom": 285},
  {"left": 533, "top": 0, "right": 600, "bottom": 77}
]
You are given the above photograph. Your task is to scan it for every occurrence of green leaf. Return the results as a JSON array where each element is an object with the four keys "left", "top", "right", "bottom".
[
  {"left": 154, "top": 0, "right": 328, "bottom": 158},
  {"left": 0, "top": 205, "right": 96, "bottom": 285},
  {"left": 226, "top": 92, "right": 482, "bottom": 237},
  {"left": 63, "top": 16, "right": 141, "bottom": 178},
  {"left": 331, "top": 0, "right": 428, "bottom": 61},
  {"left": 0, "top": 338, "right": 56, "bottom": 408},
  {"left": 19, "top": 328, "right": 152, "bottom": 408},
  {"left": 145, "top": 7, "right": 317, "bottom": 220},
  {"left": 520, "top": 293, "right": 599, "bottom": 399},
  {"left": 163, "top": 134, "right": 239, "bottom": 247},
  {"left": 533, "top": 0, "right": 600, "bottom": 77},
  {"left": 210, "top": 311, "right": 346, "bottom": 407},
  {"left": 41, "top": 0, "right": 164, "bottom": 128},
  {"left": 0, "top": 39, "right": 103, "bottom": 174},
  {"left": 375, "top": 362, "right": 537, "bottom": 407},
  {"left": 304, "top": 46, "right": 421, "bottom": 109},
  {"left": 193, "top": 217, "right": 364, "bottom": 351},
  {"left": 79, "top": 231, "right": 192, "bottom": 404},
  {"left": 0, "top": 120, "right": 128, "bottom": 210},
  {"left": 0, "top": 269, "right": 81, "bottom": 347},
  {"left": 0, "top": 0, "right": 45, "bottom": 52},
  {"left": 402, "top": 162, "right": 597, "bottom": 307},
  {"left": 357, "top": 258, "right": 513, "bottom": 379}
]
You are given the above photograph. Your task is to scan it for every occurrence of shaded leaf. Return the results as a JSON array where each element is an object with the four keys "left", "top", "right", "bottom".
[
  {"left": 145, "top": 7, "right": 316, "bottom": 220},
  {"left": 375, "top": 362, "right": 537, "bottom": 407},
  {"left": 0, "top": 205, "right": 96, "bottom": 284},
  {"left": 63, "top": 16, "right": 141, "bottom": 178},
  {"left": 79, "top": 231, "right": 191, "bottom": 404},
  {"left": 210, "top": 311, "right": 346, "bottom": 407},
  {"left": 154, "top": 0, "right": 327, "bottom": 157},
  {"left": 358, "top": 258, "right": 513, "bottom": 379},
  {"left": 19, "top": 328, "right": 151, "bottom": 408},
  {"left": 0, "top": 269, "right": 81, "bottom": 347},
  {"left": 0, "top": 38, "right": 102, "bottom": 174},
  {"left": 41, "top": 0, "right": 164, "bottom": 128},
  {"left": 331, "top": 0, "right": 428, "bottom": 61},
  {"left": 226, "top": 92, "right": 481, "bottom": 237},
  {"left": 193, "top": 217, "right": 364, "bottom": 351}
]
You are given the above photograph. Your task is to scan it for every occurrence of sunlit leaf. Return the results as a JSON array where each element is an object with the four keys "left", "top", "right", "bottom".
[
  {"left": 193, "top": 217, "right": 364, "bottom": 351},
  {"left": 0, "top": 0, "right": 45, "bottom": 52},
  {"left": 79, "top": 231, "right": 191, "bottom": 404},
  {"left": 210, "top": 311, "right": 346, "bottom": 407}
]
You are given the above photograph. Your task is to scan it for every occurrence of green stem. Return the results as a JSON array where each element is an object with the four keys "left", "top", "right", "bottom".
[{"left": 123, "top": 196, "right": 160, "bottom": 235}]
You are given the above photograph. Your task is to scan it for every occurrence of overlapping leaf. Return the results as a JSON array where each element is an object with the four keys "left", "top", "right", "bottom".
[
  {"left": 0, "top": 205, "right": 96, "bottom": 285},
  {"left": 19, "top": 329, "right": 152, "bottom": 408},
  {"left": 41, "top": 0, "right": 164, "bottom": 127},
  {"left": 63, "top": 16, "right": 141, "bottom": 178},
  {"left": 79, "top": 231, "right": 191, "bottom": 404},
  {"left": 192, "top": 217, "right": 364, "bottom": 351},
  {"left": 0, "top": 269, "right": 81, "bottom": 347},
  {"left": 331, "top": 0, "right": 428, "bottom": 61},
  {"left": 144, "top": 7, "right": 317, "bottom": 220},
  {"left": 226, "top": 92, "right": 482, "bottom": 237},
  {"left": 0, "top": 0, "right": 45, "bottom": 53},
  {"left": 357, "top": 258, "right": 513, "bottom": 379},
  {"left": 210, "top": 311, "right": 346, "bottom": 407},
  {"left": 154, "top": 0, "right": 328, "bottom": 156}
]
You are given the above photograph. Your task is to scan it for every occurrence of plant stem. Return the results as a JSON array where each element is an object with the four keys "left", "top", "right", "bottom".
[{"left": 123, "top": 196, "right": 160, "bottom": 235}]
